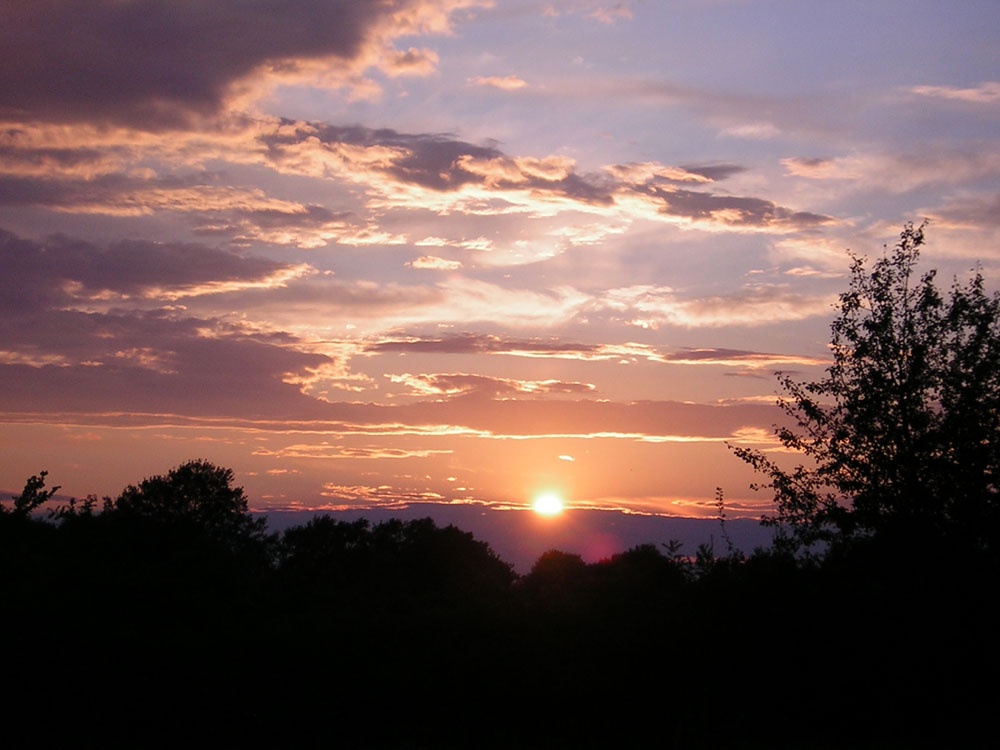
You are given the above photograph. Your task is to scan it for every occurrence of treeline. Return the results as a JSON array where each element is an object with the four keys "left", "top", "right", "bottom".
[{"left": 2, "top": 461, "right": 996, "bottom": 747}]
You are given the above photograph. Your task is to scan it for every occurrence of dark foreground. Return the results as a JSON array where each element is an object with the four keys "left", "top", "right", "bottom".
[{"left": 2, "top": 491, "right": 996, "bottom": 747}]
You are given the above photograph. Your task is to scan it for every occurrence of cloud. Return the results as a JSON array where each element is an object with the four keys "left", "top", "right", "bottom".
[
  {"left": 589, "top": 4, "right": 634, "bottom": 24},
  {"left": 592, "top": 285, "right": 835, "bottom": 328},
  {"left": 624, "top": 184, "right": 832, "bottom": 231},
  {"left": 661, "top": 348, "right": 828, "bottom": 368},
  {"left": 1, "top": 392, "right": 786, "bottom": 447},
  {"left": 384, "top": 47, "right": 441, "bottom": 77},
  {"left": 926, "top": 193, "right": 1000, "bottom": 230},
  {"left": 678, "top": 164, "right": 746, "bottom": 182},
  {"left": 604, "top": 162, "right": 714, "bottom": 185},
  {"left": 407, "top": 256, "right": 464, "bottom": 270},
  {"left": 386, "top": 372, "right": 597, "bottom": 398},
  {"left": 365, "top": 333, "right": 827, "bottom": 369},
  {"left": 365, "top": 333, "right": 606, "bottom": 358},
  {"left": 0, "top": 315, "right": 337, "bottom": 421},
  {"left": 259, "top": 120, "right": 829, "bottom": 233},
  {"left": 719, "top": 122, "right": 781, "bottom": 140},
  {"left": 0, "top": 228, "right": 308, "bottom": 312},
  {"left": 469, "top": 76, "right": 528, "bottom": 90},
  {"left": 318, "top": 484, "right": 446, "bottom": 509},
  {"left": 782, "top": 150, "right": 1000, "bottom": 192},
  {"left": 770, "top": 234, "right": 856, "bottom": 272},
  {"left": 416, "top": 235, "right": 494, "bottom": 251},
  {"left": 175, "top": 275, "right": 591, "bottom": 335},
  {"left": 0, "top": 156, "right": 409, "bottom": 249},
  {"left": 0, "top": 0, "right": 485, "bottom": 127},
  {"left": 0, "top": 141, "right": 123, "bottom": 179},
  {"left": 3, "top": 116, "right": 828, "bottom": 252},
  {"left": 254, "top": 443, "right": 452, "bottom": 459},
  {"left": 908, "top": 82, "right": 1000, "bottom": 105}
]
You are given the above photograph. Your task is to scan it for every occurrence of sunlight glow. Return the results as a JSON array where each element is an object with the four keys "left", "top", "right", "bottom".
[{"left": 532, "top": 492, "right": 565, "bottom": 516}]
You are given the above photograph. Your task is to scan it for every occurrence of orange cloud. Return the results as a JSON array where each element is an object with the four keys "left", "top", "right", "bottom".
[
  {"left": 407, "top": 256, "right": 464, "bottom": 270},
  {"left": 254, "top": 443, "right": 452, "bottom": 459}
]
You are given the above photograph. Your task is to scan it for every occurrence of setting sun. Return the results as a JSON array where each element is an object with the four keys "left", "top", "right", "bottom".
[{"left": 532, "top": 492, "right": 565, "bottom": 517}]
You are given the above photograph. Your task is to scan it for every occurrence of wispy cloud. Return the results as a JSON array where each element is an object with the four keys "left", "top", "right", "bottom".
[
  {"left": 782, "top": 150, "right": 1000, "bottom": 191},
  {"left": 386, "top": 372, "right": 597, "bottom": 398},
  {"left": 254, "top": 443, "right": 452, "bottom": 459},
  {"left": 469, "top": 75, "right": 528, "bottom": 90},
  {"left": 591, "top": 285, "right": 835, "bottom": 328},
  {"left": 908, "top": 82, "right": 1000, "bottom": 105},
  {"left": 406, "top": 255, "right": 464, "bottom": 270},
  {"left": 589, "top": 4, "right": 633, "bottom": 25}
]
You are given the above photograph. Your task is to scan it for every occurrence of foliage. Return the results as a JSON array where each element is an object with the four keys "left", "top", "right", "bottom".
[
  {"left": 278, "top": 515, "right": 516, "bottom": 601},
  {"left": 111, "top": 459, "right": 268, "bottom": 544},
  {"left": 732, "top": 223, "right": 1000, "bottom": 553},
  {"left": 2, "top": 470, "right": 60, "bottom": 518}
]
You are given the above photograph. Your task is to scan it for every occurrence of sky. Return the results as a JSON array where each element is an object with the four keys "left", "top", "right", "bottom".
[{"left": 2, "top": 1, "right": 999, "bottom": 560}]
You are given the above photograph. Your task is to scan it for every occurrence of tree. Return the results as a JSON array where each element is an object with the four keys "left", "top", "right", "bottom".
[
  {"left": 2, "top": 471, "right": 60, "bottom": 518},
  {"left": 111, "top": 459, "right": 267, "bottom": 544},
  {"left": 732, "top": 223, "right": 1000, "bottom": 554}
]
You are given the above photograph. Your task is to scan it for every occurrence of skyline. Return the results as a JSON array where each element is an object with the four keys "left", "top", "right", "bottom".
[{"left": 3, "top": 1, "right": 999, "bottom": 547}]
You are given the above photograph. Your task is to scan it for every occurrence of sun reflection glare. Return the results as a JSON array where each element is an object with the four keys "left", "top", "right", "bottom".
[{"left": 532, "top": 492, "right": 565, "bottom": 516}]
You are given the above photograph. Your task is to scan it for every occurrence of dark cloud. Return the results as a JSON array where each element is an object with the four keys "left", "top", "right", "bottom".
[
  {"left": 0, "top": 142, "right": 114, "bottom": 174},
  {"left": 678, "top": 163, "right": 746, "bottom": 181},
  {"left": 930, "top": 193, "right": 1000, "bottom": 228},
  {"left": 784, "top": 157, "right": 831, "bottom": 169},
  {"left": 722, "top": 370, "right": 770, "bottom": 379},
  {"left": 279, "top": 122, "right": 502, "bottom": 190},
  {"left": 664, "top": 348, "right": 759, "bottom": 362},
  {"left": 0, "top": 228, "right": 294, "bottom": 313},
  {"left": 0, "top": 230, "right": 334, "bottom": 419},
  {"left": 0, "top": 336, "right": 331, "bottom": 420},
  {"left": 1, "top": 117, "right": 825, "bottom": 237},
  {"left": 263, "top": 122, "right": 825, "bottom": 225},
  {"left": 0, "top": 167, "right": 367, "bottom": 247},
  {"left": 0, "top": 1, "right": 457, "bottom": 127},
  {"left": 0, "top": 171, "right": 213, "bottom": 208},
  {"left": 264, "top": 121, "right": 616, "bottom": 204},
  {"left": 639, "top": 184, "right": 832, "bottom": 229},
  {"left": 366, "top": 333, "right": 604, "bottom": 356}
]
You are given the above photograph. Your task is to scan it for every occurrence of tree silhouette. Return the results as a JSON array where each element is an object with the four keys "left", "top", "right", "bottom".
[
  {"left": 111, "top": 459, "right": 267, "bottom": 545},
  {"left": 2, "top": 470, "right": 60, "bottom": 518},
  {"left": 732, "top": 223, "right": 1000, "bottom": 554}
]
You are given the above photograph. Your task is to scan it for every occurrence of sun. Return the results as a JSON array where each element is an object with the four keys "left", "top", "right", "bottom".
[{"left": 532, "top": 492, "right": 565, "bottom": 517}]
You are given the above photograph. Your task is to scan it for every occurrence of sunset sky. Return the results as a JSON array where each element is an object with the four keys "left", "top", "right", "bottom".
[{"left": 3, "top": 1, "right": 999, "bottom": 557}]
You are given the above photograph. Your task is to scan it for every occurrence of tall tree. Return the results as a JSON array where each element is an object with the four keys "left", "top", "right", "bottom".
[{"left": 732, "top": 223, "right": 1000, "bottom": 553}]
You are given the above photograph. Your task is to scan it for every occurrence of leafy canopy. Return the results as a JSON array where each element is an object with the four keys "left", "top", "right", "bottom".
[
  {"left": 733, "top": 223, "right": 1000, "bottom": 553},
  {"left": 112, "top": 459, "right": 267, "bottom": 542}
]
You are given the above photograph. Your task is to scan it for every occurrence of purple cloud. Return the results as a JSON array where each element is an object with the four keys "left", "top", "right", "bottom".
[{"left": 0, "top": 1, "right": 477, "bottom": 127}]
